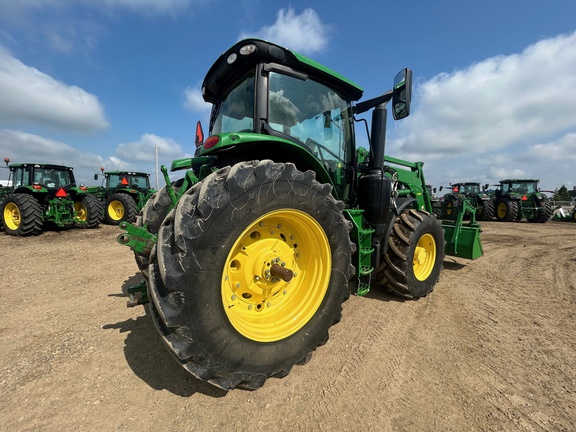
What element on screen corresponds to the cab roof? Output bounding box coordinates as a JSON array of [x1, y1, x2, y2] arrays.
[[202, 39, 364, 104]]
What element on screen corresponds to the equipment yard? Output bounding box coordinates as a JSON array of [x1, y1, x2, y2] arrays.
[[0, 221, 574, 431]]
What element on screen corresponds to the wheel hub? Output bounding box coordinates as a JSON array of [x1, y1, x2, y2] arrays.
[[221, 209, 331, 342]]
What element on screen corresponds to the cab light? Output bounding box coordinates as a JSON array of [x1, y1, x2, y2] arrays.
[[239, 44, 257, 55], [203, 136, 220, 149], [227, 53, 237, 64], [56, 188, 68, 197]]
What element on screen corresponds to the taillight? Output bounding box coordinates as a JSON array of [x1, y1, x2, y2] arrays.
[[203, 136, 220, 149], [32, 184, 42, 190]]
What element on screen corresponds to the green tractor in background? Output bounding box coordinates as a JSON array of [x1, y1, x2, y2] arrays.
[[0, 159, 103, 236], [493, 178, 554, 222], [435, 182, 494, 221], [90, 169, 155, 225], [117, 39, 483, 391]]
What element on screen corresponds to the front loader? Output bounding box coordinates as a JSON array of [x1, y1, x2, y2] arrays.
[[117, 39, 483, 390]]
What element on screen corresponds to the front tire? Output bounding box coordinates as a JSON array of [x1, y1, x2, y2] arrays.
[[148, 160, 353, 390], [376, 210, 445, 298]]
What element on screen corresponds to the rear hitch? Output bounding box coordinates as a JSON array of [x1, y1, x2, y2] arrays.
[[117, 221, 157, 257]]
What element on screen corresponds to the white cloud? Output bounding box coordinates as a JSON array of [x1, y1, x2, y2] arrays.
[[239, 8, 330, 55], [116, 133, 192, 163], [395, 31, 576, 156], [183, 86, 211, 113], [0, 46, 109, 131], [0, 129, 104, 185], [387, 31, 576, 191]]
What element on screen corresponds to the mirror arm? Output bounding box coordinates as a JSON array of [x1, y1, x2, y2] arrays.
[[353, 90, 393, 115]]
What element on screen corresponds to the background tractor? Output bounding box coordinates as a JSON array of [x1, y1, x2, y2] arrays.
[[435, 182, 493, 221], [492, 179, 553, 223], [91, 170, 155, 225], [117, 39, 483, 391], [0, 160, 103, 236]]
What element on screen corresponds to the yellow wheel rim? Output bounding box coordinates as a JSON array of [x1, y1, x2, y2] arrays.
[[221, 209, 331, 343], [4, 202, 21, 231], [108, 200, 124, 221], [497, 202, 507, 218], [74, 202, 88, 222], [413, 233, 436, 281]]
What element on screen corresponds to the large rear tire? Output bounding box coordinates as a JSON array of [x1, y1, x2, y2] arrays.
[[495, 198, 518, 222], [375, 210, 445, 298], [133, 184, 178, 278], [1, 193, 43, 236], [106, 193, 137, 224], [148, 160, 353, 390], [528, 197, 553, 223], [74, 194, 103, 228], [479, 199, 495, 221]]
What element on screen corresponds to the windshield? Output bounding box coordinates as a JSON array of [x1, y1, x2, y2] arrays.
[[33, 167, 73, 188], [268, 71, 353, 165], [108, 174, 149, 189], [502, 182, 537, 194], [210, 72, 255, 134], [459, 184, 480, 194]]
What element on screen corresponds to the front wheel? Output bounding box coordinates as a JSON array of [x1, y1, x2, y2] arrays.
[[148, 160, 353, 390], [375, 210, 445, 298]]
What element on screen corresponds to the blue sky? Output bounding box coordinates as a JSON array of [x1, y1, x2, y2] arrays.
[[0, 0, 575, 193]]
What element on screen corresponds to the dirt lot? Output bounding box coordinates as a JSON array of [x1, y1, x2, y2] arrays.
[[1, 220, 575, 431]]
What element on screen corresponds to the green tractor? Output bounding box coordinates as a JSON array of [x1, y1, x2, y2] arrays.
[[435, 182, 493, 221], [0, 160, 103, 236], [117, 39, 483, 390], [91, 170, 155, 225], [493, 179, 554, 222]]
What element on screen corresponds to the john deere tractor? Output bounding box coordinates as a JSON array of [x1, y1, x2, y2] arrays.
[[91, 170, 155, 225], [117, 39, 483, 390], [435, 182, 493, 221], [493, 179, 553, 222], [0, 160, 103, 236]]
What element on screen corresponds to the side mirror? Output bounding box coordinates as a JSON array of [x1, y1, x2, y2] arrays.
[[439, 186, 443, 191], [94, 174, 98, 181], [392, 68, 412, 120]]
